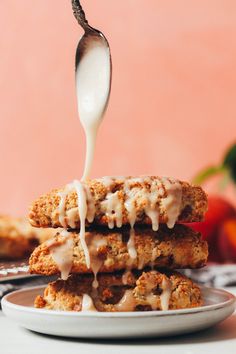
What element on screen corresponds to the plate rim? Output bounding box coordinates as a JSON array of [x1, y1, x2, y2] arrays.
[[2, 285, 236, 318]]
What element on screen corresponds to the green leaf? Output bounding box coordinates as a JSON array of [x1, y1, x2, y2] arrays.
[[219, 170, 231, 191], [223, 143, 236, 183], [192, 165, 226, 185]]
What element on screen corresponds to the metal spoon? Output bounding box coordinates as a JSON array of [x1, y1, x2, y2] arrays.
[[71, 0, 112, 180], [71, 0, 112, 97]]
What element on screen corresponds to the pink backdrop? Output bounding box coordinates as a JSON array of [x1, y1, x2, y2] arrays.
[[0, 0, 235, 215]]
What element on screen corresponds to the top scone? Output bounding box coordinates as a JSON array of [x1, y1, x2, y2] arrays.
[[29, 176, 207, 229]]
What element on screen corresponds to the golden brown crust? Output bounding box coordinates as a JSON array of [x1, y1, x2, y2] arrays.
[[0, 215, 54, 259], [29, 225, 208, 275], [28, 177, 208, 229], [34, 270, 203, 311]]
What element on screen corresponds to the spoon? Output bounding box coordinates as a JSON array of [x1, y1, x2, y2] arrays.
[[71, 0, 112, 181]]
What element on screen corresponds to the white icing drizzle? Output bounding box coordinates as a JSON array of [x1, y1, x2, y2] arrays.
[[84, 184, 96, 223], [57, 176, 182, 232], [58, 190, 68, 228], [161, 177, 182, 228], [87, 234, 107, 288], [50, 231, 74, 281], [66, 208, 78, 228], [97, 176, 115, 188], [143, 270, 159, 310], [114, 290, 136, 312], [160, 277, 172, 311], [127, 228, 137, 260], [124, 180, 138, 261], [72, 180, 90, 269], [102, 191, 123, 229], [122, 270, 132, 285], [57, 183, 74, 228], [57, 180, 96, 270], [81, 294, 97, 312], [146, 293, 159, 311]]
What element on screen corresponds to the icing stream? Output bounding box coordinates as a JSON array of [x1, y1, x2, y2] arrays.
[[72, 180, 90, 268]]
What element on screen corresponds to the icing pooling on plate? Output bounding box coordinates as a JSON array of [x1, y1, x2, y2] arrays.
[[81, 294, 97, 312], [115, 290, 136, 312]]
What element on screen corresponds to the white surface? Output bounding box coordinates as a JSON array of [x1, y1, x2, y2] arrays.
[[1, 285, 235, 341], [1, 308, 236, 354]]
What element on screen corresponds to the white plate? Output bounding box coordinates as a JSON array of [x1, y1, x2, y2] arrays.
[[1, 285, 235, 338]]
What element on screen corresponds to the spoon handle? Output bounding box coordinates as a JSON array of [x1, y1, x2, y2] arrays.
[[71, 0, 89, 31]]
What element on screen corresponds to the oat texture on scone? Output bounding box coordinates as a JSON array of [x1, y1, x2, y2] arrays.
[[34, 270, 203, 311], [29, 224, 208, 275], [29, 176, 208, 229]]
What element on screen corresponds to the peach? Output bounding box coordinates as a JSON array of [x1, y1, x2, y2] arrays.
[[188, 195, 236, 262], [218, 219, 236, 262]]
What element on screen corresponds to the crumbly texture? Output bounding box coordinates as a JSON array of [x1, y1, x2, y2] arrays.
[[0, 215, 55, 259], [29, 176, 208, 229], [29, 224, 208, 275], [34, 270, 203, 312]]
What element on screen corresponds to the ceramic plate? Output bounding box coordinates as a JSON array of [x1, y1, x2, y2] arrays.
[[1, 285, 235, 338]]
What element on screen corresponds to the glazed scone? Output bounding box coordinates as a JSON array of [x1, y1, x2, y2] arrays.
[[0, 215, 55, 259], [29, 176, 208, 229], [35, 270, 203, 312], [29, 225, 208, 276]]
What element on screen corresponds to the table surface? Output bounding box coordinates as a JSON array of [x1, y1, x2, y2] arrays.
[[1, 287, 236, 354]]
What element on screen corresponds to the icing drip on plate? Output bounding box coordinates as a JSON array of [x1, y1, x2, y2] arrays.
[[81, 294, 97, 312], [114, 290, 136, 312]]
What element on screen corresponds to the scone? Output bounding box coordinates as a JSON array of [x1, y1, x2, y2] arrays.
[[29, 176, 207, 229], [29, 224, 208, 276], [29, 175, 208, 312], [35, 270, 203, 312], [0, 215, 54, 259]]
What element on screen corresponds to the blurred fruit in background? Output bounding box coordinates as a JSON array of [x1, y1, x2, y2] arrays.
[[189, 196, 236, 262], [189, 142, 236, 263], [219, 219, 236, 262]]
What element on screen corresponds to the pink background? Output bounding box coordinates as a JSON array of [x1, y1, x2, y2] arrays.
[[0, 0, 235, 215]]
